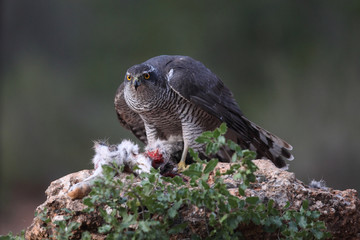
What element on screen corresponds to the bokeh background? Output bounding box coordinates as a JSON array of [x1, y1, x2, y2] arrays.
[[1, 0, 359, 234]]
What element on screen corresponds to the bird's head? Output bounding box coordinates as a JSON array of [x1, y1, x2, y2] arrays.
[[124, 63, 162, 92]]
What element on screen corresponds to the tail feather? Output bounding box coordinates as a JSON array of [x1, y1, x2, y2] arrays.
[[228, 116, 294, 168]]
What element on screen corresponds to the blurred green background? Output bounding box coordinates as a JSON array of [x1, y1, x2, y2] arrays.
[[1, 0, 359, 234]]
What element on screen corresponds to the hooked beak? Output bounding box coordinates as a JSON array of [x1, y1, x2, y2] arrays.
[[133, 78, 141, 90]]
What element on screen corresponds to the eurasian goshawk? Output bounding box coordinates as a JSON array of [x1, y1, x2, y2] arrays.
[[114, 55, 293, 170]]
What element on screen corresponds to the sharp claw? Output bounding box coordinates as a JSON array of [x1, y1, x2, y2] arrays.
[[178, 142, 189, 172], [177, 161, 188, 172]]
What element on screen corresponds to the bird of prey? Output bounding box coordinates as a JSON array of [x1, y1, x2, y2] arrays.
[[114, 55, 293, 170]]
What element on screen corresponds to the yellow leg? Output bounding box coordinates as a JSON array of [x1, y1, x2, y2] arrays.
[[177, 142, 189, 172]]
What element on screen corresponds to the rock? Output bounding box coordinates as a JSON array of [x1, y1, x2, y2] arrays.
[[25, 170, 101, 240], [25, 160, 360, 239], [214, 160, 360, 238]]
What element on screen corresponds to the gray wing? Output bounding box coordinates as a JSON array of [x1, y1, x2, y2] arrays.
[[114, 83, 147, 144], [163, 56, 293, 167], [164, 56, 244, 125]]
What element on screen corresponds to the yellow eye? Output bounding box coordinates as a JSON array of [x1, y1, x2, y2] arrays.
[[127, 75, 132, 81], [144, 73, 150, 79]]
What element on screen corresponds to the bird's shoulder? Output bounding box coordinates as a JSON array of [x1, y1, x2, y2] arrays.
[[158, 55, 243, 118]]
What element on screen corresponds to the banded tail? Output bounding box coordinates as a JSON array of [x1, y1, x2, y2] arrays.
[[227, 116, 293, 168]]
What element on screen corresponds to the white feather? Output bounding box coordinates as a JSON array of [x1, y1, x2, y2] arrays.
[[166, 69, 174, 82], [144, 64, 156, 74]]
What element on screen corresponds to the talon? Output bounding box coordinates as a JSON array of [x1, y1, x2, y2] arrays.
[[177, 142, 190, 172], [177, 160, 188, 172]]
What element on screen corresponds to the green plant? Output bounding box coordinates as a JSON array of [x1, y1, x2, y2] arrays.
[[11, 123, 330, 239], [83, 162, 188, 239], [281, 200, 329, 239], [50, 208, 81, 240], [0, 231, 25, 240], [80, 123, 331, 239], [25, 207, 80, 240]]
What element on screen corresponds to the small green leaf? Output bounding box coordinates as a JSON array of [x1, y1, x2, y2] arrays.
[[188, 148, 200, 161], [203, 159, 218, 174], [213, 129, 220, 138], [148, 173, 156, 184], [246, 196, 259, 205], [311, 229, 324, 239], [219, 123, 228, 134], [138, 221, 151, 232], [267, 199, 274, 210], [238, 187, 245, 196], [205, 142, 214, 155], [287, 221, 298, 232], [168, 200, 183, 218], [217, 136, 226, 145], [62, 208, 72, 214], [182, 169, 202, 178], [227, 139, 237, 150], [0, 235, 12, 240], [233, 172, 242, 180], [270, 216, 283, 227], [228, 195, 239, 209], [196, 136, 210, 143], [242, 149, 256, 160], [67, 222, 81, 231], [168, 223, 187, 234], [83, 197, 94, 207], [302, 200, 309, 210], [171, 175, 185, 186], [231, 153, 238, 162], [81, 231, 92, 240], [297, 215, 307, 229], [220, 214, 228, 224], [202, 131, 214, 138]]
